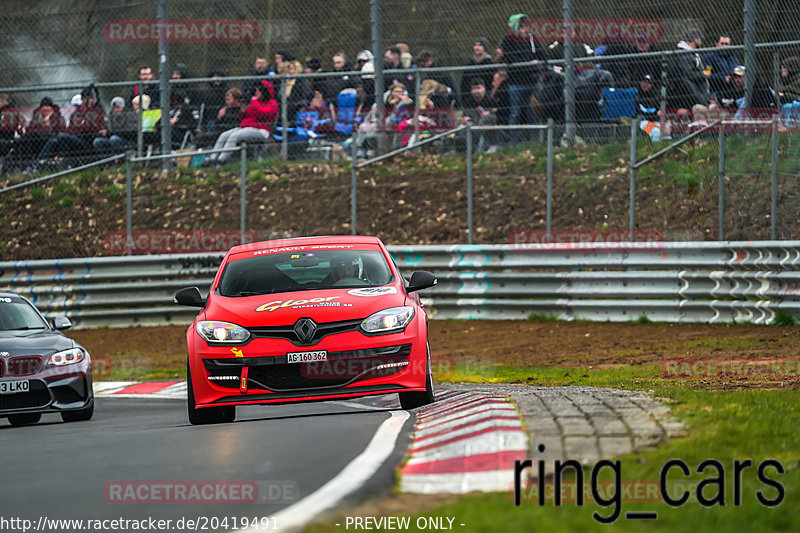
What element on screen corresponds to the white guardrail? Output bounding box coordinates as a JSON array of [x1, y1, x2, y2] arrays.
[[2, 242, 800, 328]]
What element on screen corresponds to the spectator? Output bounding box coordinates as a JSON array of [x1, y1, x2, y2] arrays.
[[383, 82, 413, 134], [131, 94, 150, 112], [415, 50, 455, 92], [166, 90, 196, 146], [661, 74, 713, 129], [636, 74, 661, 122], [12, 97, 65, 169], [324, 52, 360, 102], [574, 59, 614, 121], [298, 91, 335, 135], [532, 69, 565, 124], [93, 96, 137, 155], [304, 58, 326, 98], [461, 77, 500, 151], [598, 39, 635, 88], [0, 93, 22, 155], [718, 65, 776, 118], [203, 80, 278, 165], [128, 65, 160, 109], [702, 35, 741, 97], [171, 63, 195, 104], [460, 37, 495, 104], [356, 50, 376, 107], [275, 50, 293, 69], [499, 13, 549, 142], [627, 34, 663, 89], [195, 88, 245, 147], [278, 60, 312, 123], [242, 56, 275, 101], [28, 86, 107, 173], [673, 29, 710, 96], [383, 46, 403, 87], [490, 69, 511, 125], [395, 43, 413, 69], [779, 56, 800, 103], [196, 67, 229, 131]]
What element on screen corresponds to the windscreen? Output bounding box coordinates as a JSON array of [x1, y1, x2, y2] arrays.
[[0, 296, 48, 331], [219, 249, 393, 297]]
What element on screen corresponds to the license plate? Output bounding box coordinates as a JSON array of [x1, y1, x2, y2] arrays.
[[287, 351, 327, 364], [0, 380, 29, 395]]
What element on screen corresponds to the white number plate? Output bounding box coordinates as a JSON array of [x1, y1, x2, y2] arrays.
[[0, 380, 29, 395], [287, 351, 328, 364]]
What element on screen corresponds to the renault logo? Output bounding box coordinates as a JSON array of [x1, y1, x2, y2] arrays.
[[293, 318, 318, 344]]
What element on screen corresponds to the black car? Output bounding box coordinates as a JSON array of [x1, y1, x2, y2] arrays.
[[0, 292, 93, 426]]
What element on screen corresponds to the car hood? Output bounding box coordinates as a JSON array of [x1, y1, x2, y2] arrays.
[[0, 329, 75, 356], [205, 286, 408, 326]]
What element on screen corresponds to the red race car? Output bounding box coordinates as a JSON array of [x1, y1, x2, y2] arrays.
[[175, 235, 438, 425]]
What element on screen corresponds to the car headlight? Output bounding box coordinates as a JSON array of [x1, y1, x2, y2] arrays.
[[196, 321, 251, 344], [49, 347, 86, 366], [361, 306, 415, 334]]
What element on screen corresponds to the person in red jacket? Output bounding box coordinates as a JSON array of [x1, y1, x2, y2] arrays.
[[205, 80, 278, 165]]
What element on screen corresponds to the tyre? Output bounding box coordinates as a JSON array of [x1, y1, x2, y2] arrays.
[[399, 345, 435, 410], [61, 401, 94, 422], [8, 413, 42, 426], [187, 360, 235, 425]]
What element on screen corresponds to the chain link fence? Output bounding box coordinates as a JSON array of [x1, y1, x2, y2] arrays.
[[3, 1, 800, 257]]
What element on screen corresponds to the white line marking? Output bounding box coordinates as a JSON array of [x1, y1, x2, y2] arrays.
[[243, 410, 410, 533]]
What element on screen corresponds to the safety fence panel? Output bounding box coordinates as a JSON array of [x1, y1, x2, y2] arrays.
[[2, 241, 800, 328]]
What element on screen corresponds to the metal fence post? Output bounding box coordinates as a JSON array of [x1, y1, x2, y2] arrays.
[[351, 131, 358, 235], [466, 125, 474, 244], [125, 154, 132, 255], [157, 0, 171, 169], [629, 117, 637, 239], [562, 0, 575, 147], [241, 143, 247, 243], [743, 0, 757, 110], [772, 114, 779, 240], [718, 122, 726, 241], [546, 119, 554, 235], [136, 82, 143, 158], [280, 79, 288, 161]]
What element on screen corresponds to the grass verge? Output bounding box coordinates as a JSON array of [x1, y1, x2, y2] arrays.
[[306, 363, 800, 533]]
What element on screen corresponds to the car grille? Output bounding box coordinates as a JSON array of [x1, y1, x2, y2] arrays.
[[247, 318, 364, 346], [0, 380, 51, 410], [5, 356, 43, 377], [204, 344, 412, 392]]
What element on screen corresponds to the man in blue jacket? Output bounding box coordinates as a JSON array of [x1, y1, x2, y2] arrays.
[[702, 35, 741, 98]]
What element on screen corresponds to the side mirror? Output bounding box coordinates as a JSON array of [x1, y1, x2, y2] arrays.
[[174, 286, 206, 307], [406, 271, 437, 293], [52, 316, 72, 330]]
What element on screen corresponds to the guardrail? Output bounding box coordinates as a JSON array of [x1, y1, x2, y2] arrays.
[[2, 241, 800, 328]]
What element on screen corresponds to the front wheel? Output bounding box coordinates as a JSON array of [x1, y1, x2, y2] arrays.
[[399, 346, 435, 410], [8, 413, 42, 426], [61, 401, 94, 422], [187, 360, 235, 425]]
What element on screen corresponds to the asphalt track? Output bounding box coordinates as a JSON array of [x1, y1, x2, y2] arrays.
[[1, 398, 413, 530]]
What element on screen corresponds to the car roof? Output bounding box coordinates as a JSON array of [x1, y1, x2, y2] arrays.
[[228, 235, 385, 256], [0, 291, 23, 298]]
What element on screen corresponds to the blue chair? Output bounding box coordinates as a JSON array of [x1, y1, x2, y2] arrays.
[[780, 101, 800, 128], [601, 87, 638, 120]]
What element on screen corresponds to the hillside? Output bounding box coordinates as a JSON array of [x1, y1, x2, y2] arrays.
[[1, 136, 798, 260]]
